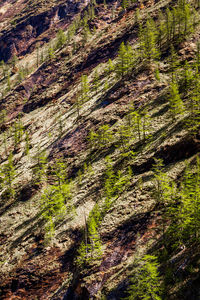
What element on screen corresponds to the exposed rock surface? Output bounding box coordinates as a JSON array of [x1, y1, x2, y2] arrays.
[[0, 0, 200, 299]]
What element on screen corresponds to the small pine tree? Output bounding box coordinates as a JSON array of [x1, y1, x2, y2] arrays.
[[118, 123, 132, 151], [76, 240, 89, 266], [48, 43, 54, 60], [178, 157, 200, 242], [56, 29, 66, 49], [183, 3, 192, 35], [88, 216, 102, 259], [41, 186, 65, 238], [182, 61, 193, 91], [127, 255, 162, 300], [141, 19, 160, 64], [168, 81, 184, 120], [121, 0, 128, 10], [169, 45, 179, 82], [116, 42, 129, 78], [97, 124, 113, 148], [154, 67, 160, 81], [76, 208, 102, 266], [80, 75, 90, 104], [166, 8, 172, 43], [32, 149, 48, 186], [129, 108, 151, 142], [53, 157, 68, 188], [41, 181, 74, 240], [82, 16, 91, 44], [13, 115, 24, 151], [157, 10, 165, 50], [107, 59, 114, 74], [185, 72, 200, 136]]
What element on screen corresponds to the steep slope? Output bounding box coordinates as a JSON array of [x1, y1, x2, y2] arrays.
[[0, 0, 200, 299]]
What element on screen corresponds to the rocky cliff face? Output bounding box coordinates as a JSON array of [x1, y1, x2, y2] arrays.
[[0, 0, 200, 299], [0, 0, 90, 62]]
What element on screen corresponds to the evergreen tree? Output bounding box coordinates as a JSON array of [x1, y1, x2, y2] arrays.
[[116, 42, 129, 78], [118, 123, 132, 151], [166, 8, 172, 43], [171, 7, 177, 41], [103, 157, 131, 211], [76, 240, 89, 266], [153, 158, 170, 205], [41, 179, 73, 240], [80, 75, 90, 104], [121, 0, 128, 10], [183, 2, 192, 35], [126, 42, 135, 68], [169, 45, 179, 82], [129, 108, 151, 142], [53, 157, 68, 188], [154, 67, 160, 81], [17, 67, 25, 83], [76, 209, 102, 266], [82, 14, 91, 44], [13, 115, 24, 151], [48, 43, 54, 60], [157, 10, 165, 50], [104, 80, 109, 92], [56, 29, 66, 49], [152, 158, 176, 248], [41, 185, 66, 239], [185, 69, 200, 136], [88, 216, 102, 259], [88, 130, 98, 150], [178, 157, 200, 242], [168, 81, 184, 120], [32, 149, 48, 186], [88, 124, 113, 149], [142, 19, 159, 63], [107, 58, 114, 74], [97, 124, 113, 148], [182, 61, 193, 92], [127, 255, 162, 300]]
